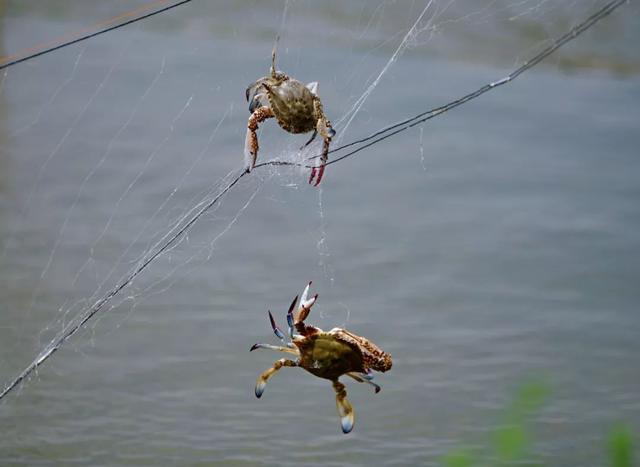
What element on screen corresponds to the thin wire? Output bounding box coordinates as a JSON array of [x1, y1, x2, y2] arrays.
[[0, 0, 628, 403], [319, 0, 629, 166], [0, 0, 193, 71]]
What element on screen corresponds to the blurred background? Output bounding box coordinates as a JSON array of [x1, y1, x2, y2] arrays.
[[0, 1, 639, 465]]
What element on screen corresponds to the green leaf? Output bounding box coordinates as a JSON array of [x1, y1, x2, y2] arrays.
[[608, 425, 634, 467], [494, 424, 527, 462], [442, 449, 473, 467]]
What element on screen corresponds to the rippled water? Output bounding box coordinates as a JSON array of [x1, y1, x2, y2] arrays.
[[1, 1, 639, 465]]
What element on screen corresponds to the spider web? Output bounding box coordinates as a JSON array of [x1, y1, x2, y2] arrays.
[[0, 0, 634, 405]]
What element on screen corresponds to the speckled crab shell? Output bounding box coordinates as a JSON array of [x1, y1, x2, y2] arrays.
[[263, 78, 317, 134], [329, 328, 393, 372], [293, 326, 392, 380]]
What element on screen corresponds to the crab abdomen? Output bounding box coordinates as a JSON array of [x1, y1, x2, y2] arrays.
[[266, 79, 316, 134], [296, 333, 365, 379]]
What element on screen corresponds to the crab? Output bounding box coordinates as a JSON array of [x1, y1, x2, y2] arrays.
[[250, 282, 392, 433], [244, 41, 336, 186]]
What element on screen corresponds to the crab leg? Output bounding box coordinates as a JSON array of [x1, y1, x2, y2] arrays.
[[300, 130, 317, 150], [268, 311, 285, 340], [245, 106, 274, 171], [361, 369, 375, 380], [270, 35, 279, 76], [309, 139, 330, 186], [332, 380, 355, 434], [249, 343, 298, 355], [255, 358, 298, 398], [269, 310, 296, 348], [347, 372, 381, 394], [267, 310, 296, 348], [309, 98, 335, 186], [286, 295, 299, 339]]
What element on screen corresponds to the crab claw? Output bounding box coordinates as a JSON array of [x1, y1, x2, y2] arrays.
[[309, 162, 326, 187], [296, 282, 317, 323], [308, 167, 317, 185], [300, 281, 312, 305], [245, 77, 268, 105], [286, 294, 298, 334], [249, 343, 260, 352], [309, 166, 325, 187], [288, 294, 299, 315], [303, 293, 318, 311], [268, 310, 285, 341], [248, 95, 261, 114], [300, 286, 318, 310]]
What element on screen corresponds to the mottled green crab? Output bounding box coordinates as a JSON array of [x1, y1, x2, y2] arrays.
[[244, 42, 336, 186], [250, 282, 392, 433]]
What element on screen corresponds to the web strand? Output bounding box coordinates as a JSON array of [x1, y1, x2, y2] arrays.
[[0, 0, 628, 403]]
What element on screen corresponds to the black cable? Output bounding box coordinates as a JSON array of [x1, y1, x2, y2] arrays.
[[0, 0, 193, 71]]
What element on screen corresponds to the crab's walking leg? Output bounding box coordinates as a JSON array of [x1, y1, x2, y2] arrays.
[[347, 372, 381, 394], [309, 98, 335, 186], [332, 380, 355, 434], [286, 295, 299, 340], [245, 106, 274, 171], [300, 130, 317, 150], [270, 35, 279, 76], [250, 343, 299, 355], [267, 310, 295, 348], [255, 358, 297, 398]]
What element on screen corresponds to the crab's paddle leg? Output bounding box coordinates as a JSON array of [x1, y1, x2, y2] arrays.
[[346, 372, 381, 394], [332, 380, 355, 434], [255, 358, 298, 398], [249, 343, 299, 355]]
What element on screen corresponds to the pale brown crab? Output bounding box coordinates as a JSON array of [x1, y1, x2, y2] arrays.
[[244, 41, 336, 186], [250, 282, 392, 433]]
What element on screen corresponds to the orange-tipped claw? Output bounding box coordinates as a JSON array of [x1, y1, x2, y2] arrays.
[[308, 167, 317, 185], [308, 165, 325, 186]]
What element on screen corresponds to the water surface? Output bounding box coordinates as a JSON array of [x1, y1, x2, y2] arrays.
[[1, 1, 639, 465]]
